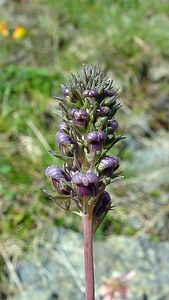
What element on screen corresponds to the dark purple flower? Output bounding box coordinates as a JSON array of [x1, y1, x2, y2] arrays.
[[71, 109, 89, 128], [83, 89, 98, 97], [96, 106, 110, 116], [98, 156, 119, 176], [56, 131, 76, 156], [104, 89, 116, 97], [45, 165, 71, 195], [86, 130, 106, 152], [107, 119, 118, 133], [72, 172, 98, 198], [93, 192, 111, 218]]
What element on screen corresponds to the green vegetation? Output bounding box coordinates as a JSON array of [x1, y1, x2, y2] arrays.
[[0, 0, 169, 247]]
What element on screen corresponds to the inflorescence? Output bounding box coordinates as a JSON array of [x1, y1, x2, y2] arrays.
[[45, 65, 123, 228]]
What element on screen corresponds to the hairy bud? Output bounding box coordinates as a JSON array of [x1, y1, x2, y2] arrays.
[[72, 172, 98, 198], [98, 156, 119, 176], [71, 108, 89, 128], [107, 119, 118, 133], [56, 131, 77, 156], [86, 130, 106, 152], [46, 166, 71, 195]]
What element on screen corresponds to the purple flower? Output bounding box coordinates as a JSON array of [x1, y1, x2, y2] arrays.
[[98, 156, 119, 176], [93, 192, 111, 218], [56, 131, 76, 156], [83, 89, 98, 97], [46, 165, 65, 180], [56, 131, 71, 144], [86, 130, 106, 152], [62, 87, 70, 96], [45, 165, 71, 195], [107, 119, 118, 133], [71, 109, 89, 128], [96, 106, 110, 116], [72, 172, 98, 198], [58, 121, 68, 132]]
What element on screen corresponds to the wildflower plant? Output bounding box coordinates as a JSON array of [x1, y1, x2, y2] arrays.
[[45, 65, 124, 300], [99, 271, 136, 300]]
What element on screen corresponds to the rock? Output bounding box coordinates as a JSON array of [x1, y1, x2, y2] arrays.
[[12, 227, 169, 300], [16, 261, 41, 284], [124, 131, 169, 181], [129, 146, 168, 173], [149, 62, 169, 82]]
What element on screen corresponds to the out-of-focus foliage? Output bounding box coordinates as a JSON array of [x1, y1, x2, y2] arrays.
[[0, 0, 169, 246]]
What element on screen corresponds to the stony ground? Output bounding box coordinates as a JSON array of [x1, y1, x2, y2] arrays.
[[11, 228, 169, 300]]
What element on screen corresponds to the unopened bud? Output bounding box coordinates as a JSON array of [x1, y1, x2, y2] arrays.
[[72, 172, 98, 198], [83, 89, 98, 97], [71, 108, 89, 128], [93, 191, 111, 218], [107, 119, 118, 133], [86, 130, 106, 152], [45, 165, 71, 195], [98, 156, 119, 176]]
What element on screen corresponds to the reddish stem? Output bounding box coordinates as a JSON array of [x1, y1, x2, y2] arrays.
[[82, 214, 95, 300]]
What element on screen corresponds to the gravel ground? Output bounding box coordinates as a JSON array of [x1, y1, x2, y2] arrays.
[[11, 227, 169, 300]]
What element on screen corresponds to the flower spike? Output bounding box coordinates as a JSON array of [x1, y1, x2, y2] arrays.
[[45, 64, 122, 220]]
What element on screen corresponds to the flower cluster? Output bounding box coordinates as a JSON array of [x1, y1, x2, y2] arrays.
[[45, 65, 123, 227], [0, 22, 26, 39]]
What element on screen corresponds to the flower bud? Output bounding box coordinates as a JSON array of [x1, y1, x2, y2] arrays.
[[95, 117, 108, 130], [93, 191, 111, 218], [104, 89, 116, 97], [107, 119, 118, 133], [58, 121, 68, 132], [96, 106, 110, 117], [62, 87, 70, 96], [56, 131, 77, 156], [102, 96, 117, 107], [72, 172, 98, 198], [45, 165, 71, 195], [98, 156, 119, 176], [71, 108, 89, 128], [86, 130, 106, 152], [83, 89, 98, 97]]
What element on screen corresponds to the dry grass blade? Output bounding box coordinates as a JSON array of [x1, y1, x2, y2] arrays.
[[134, 202, 169, 239], [27, 119, 50, 151], [0, 245, 23, 293]]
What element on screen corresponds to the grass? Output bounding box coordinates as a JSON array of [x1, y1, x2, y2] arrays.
[[0, 0, 169, 260], [0, 0, 169, 297]]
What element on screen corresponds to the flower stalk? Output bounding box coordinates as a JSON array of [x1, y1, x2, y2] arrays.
[[82, 213, 95, 300], [45, 65, 123, 300]]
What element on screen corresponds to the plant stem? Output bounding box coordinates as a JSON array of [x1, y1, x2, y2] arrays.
[[82, 213, 95, 300]]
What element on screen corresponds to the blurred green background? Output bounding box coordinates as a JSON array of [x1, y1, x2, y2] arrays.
[[0, 0, 169, 294]]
